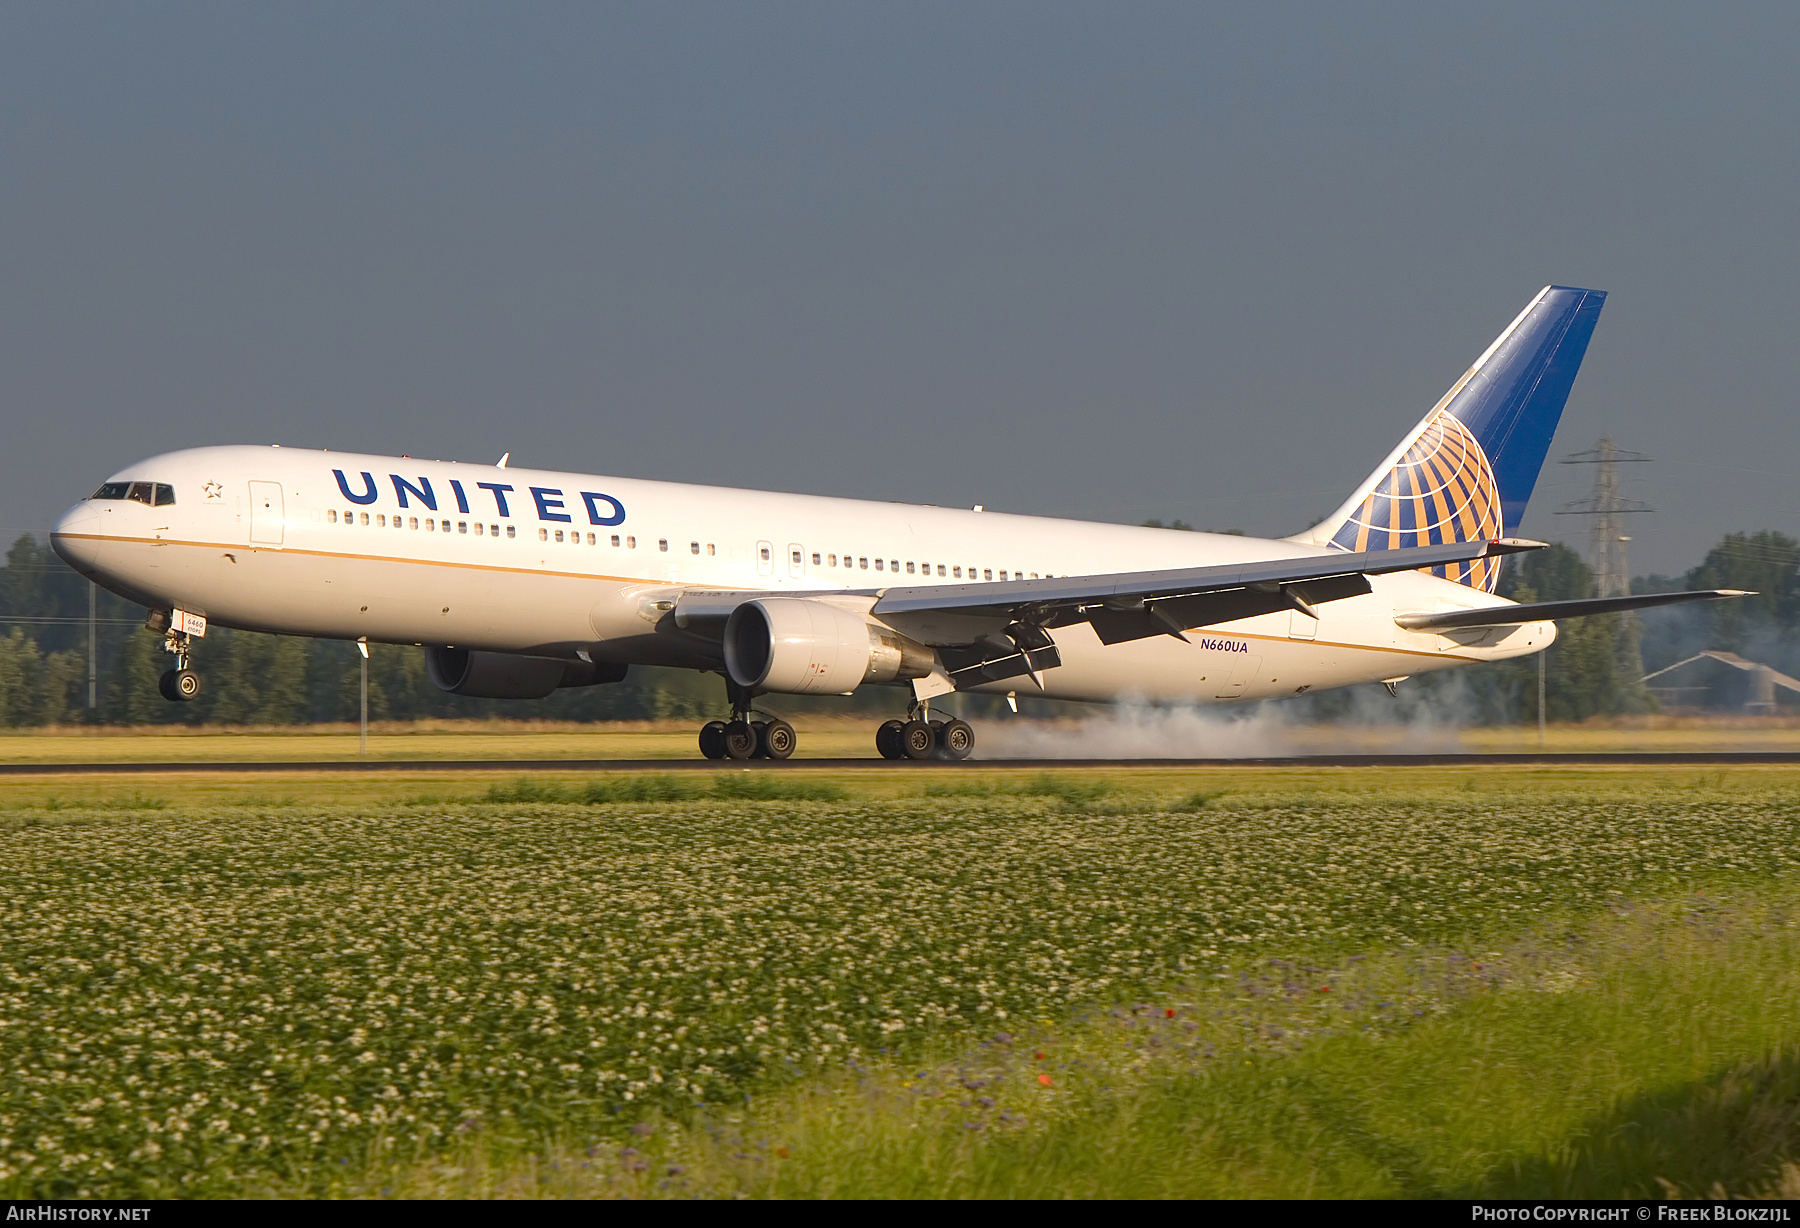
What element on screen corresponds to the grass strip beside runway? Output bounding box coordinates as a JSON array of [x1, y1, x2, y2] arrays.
[[3, 766, 1799, 1197]]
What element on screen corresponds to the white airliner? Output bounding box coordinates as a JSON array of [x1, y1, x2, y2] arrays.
[[51, 286, 1738, 759]]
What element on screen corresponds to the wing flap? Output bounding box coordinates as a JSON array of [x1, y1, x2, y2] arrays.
[[1395, 589, 1749, 631]]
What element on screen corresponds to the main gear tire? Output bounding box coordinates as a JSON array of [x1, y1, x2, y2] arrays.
[[723, 720, 758, 760], [875, 719, 905, 760], [698, 720, 729, 760], [899, 719, 936, 760], [761, 718, 797, 760], [939, 718, 975, 761]]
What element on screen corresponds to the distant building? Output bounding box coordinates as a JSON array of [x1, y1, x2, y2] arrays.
[[1642, 651, 1800, 714]]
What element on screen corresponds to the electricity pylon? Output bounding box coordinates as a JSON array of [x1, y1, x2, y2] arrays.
[[1555, 437, 1653, 598]]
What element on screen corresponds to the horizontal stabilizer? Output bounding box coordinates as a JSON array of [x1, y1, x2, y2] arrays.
[[1394, 589, 1749, 631]]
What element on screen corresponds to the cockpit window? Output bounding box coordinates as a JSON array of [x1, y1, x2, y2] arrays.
[[91, 482, 175, 506]]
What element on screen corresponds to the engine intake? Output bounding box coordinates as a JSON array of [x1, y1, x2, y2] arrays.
[[426, 647, 627, 699], [723, 598, 934, 694]]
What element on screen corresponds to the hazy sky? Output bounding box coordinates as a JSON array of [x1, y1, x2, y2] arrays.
[[5, 3, 1797, 574]]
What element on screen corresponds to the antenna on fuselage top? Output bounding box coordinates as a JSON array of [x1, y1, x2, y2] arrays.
[[496, 453, 510, 468]]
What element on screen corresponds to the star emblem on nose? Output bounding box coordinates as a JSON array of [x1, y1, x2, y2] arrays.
[[203, 482, 223, 499]]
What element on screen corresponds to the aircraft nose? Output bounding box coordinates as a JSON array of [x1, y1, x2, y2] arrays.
[[50, 503, 105, 575]]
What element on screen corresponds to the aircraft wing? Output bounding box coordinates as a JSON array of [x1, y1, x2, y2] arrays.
[[869, 539, 1540, 639], [1394, 589, 1749, 631], [674, 538, 1539, 691]]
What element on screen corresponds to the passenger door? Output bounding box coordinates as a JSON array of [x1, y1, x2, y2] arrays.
[[248, 481, 285, 547]]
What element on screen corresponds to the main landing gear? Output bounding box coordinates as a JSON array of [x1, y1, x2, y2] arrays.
[[155, 624, 203, 702], [698, 677, 796, 760], [698, 715, 796, 761], [694, 679, 975, 762], [875, 700, 974, 761]]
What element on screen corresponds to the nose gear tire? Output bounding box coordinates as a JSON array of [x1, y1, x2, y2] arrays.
[[159, 669, 202, 702]]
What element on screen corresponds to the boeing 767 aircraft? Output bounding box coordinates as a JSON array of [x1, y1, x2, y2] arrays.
[[51, 286, 1740, 759]]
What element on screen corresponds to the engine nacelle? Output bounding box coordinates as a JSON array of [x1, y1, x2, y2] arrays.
[[425, 647, 628, 699], [723, 598, 934, 694]]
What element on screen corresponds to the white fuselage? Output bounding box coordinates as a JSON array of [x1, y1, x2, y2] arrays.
[[51, 445, 1553, 704]]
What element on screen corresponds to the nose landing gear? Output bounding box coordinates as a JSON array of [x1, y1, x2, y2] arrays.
[[155, 622, 203, 702]]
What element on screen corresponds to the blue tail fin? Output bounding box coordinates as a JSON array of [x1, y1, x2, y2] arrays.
[[1304, 285, 1607, 591]]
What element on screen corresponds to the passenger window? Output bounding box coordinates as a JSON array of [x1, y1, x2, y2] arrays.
[[792, 550, 802, 564], [473, 522, 482, 536], [506, 525, 515, 538], [538, 528, 547, 541], [376, 514, 386, 527], [859, 557, 868, 569], [328, 510, 338, 523], [691, 541, 700, 555], [491, 525, 500, 537], [999, 570, 1007, 581], [706, 544, 715, 556], [952, 566, 961, 578], [555, 529, 564, 542], [154, 484, 176, 506], [984, 569, 992, 580], [455, 521, 464, 534], [659, 539, 669, 552], [760, 546, 771, 561], [438, 520, 448, 532], [874, 559, 883, 571], [611, 534, 621, 547], [410, 517, 419, 530], [587, 533, 595, 545], [812, 552, 821, 565], [828, 554, 836, 567], [627, 536, 636, 549], [938, 565, 946, 577], [360, 513, 370, 526]]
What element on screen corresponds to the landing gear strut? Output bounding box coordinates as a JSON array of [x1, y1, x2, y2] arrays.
[[876, 700, 973, 761], [156, 626, 202, 702], [698, 676, 796, 761]]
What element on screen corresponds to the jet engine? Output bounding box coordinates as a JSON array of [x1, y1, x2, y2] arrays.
[[723, 598, 934, 694], [425, 647, 628, 699]]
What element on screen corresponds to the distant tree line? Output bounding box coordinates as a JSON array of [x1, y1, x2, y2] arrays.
[[0, 529, 1795, 727]]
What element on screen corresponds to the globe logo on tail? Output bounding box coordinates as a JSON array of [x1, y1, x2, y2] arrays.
[[1328, 411, 1504, 592]]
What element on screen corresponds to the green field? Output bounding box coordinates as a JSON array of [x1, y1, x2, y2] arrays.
[[0, 714, 1796, 765], [4, 765, 1800, 1197]]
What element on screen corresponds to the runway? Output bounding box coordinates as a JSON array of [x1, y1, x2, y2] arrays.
[[2, 752, 1799, 774]]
